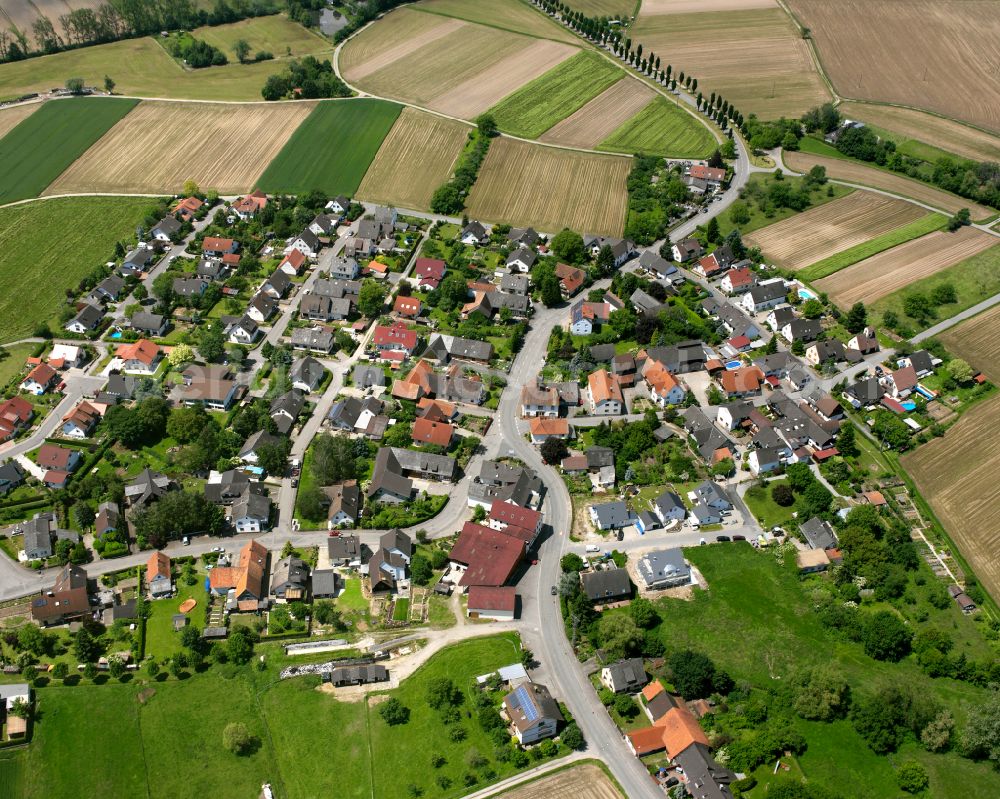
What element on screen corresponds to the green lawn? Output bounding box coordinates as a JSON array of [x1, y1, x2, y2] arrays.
[[391, 598, 410, 621], [193, 14, 330, 61], [743, 481, 799, 529], [719, 173, 854, 240], [798, 212, 948, 282], [0, 36, 327, 102], [144, 569, 208, 659], [635, 544, 1000, 799], [0, 97, 137, 202], [488, 51, 622, 139], [869, 241, 1000, 333], [0, 196, 159, 343], [599, 96, 715, 159], [0, 343, 34, 387], [257, 98, 402, 196]]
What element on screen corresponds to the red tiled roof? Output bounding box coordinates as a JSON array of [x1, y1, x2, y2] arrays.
[[489, 500, 541, 533], [280, 249, 306, 272], [467, 585, 516, 613], [450, 522, 524, 587], [414, 258, 446, 280], [529, 418, 569, 437], [373, 322, 417, 351], [23, 362, 57, 386], [588, 369, 622, 405], [554, 262, 585, 294], [411, 417, 453, 447], [116, 339, 160, 366], [690, 165, 726, 182], [147, 551, 170, 581], [203, 236, 235, 252], [393, 296, 422, 317], [37, 444, 75, 469]]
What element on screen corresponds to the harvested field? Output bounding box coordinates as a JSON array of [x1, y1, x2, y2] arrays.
[[465, 137, 630, 235], [783, 151, 994, 219], [564, 0, 636, 16], [633, 8, 829, 119], [788, 0, 1000, 134], [0, 101, 38, 139], [599, 95, 717, 158], [541, 78, 655, 149], [415, 0, 578, 43], [815, 227, 997, 307], [346, 23, 536, 117], [340, 10, 466, 81], [903, 395, 1000, 603], [745, 191, 924, 271], [496, 763, 623, 799], [489, 50, 622, 139], [431, 38, 576, 119], [46, 100, 314, 195], [838, 102, 1000, 164], [357, 108, 469, 209], [0, 0, 104, 39], [940, 305, 1000, 382], [642, 0, 776, 11]]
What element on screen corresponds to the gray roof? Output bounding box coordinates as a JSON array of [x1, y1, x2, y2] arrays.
[[232, 487, 271, 523], [590, 501, 632, 529], [130, 311, 166, 333], [291, 356, 325, 390], [605, 657, 646, 689], [426, 334, 493, 363], [800, 517, 837, 550], [908, 350, 934, 374], [326, 482, 360, 522], [271, 556, 309, 594], [748, 282, 787, 304], [653, 490, 685, 517], [327, 534, 363, 561], [153, 215, 181, 236], [389, 447, 456, 480], [352, 364, 385, 388], [500, 272, 530, 295], [367, 448, 413, 500], [783, 319, 823, 341], [312, 569, 338, 597], [239, 429, 282, 459], [637, 548, 690, 586], [580, 568, 631, 601], [585, 446, 615, 470], [672, 742, 736, 799], [694, 481, 731, 509], [291, 328, 334, 352], [639, 249, 677, 276]]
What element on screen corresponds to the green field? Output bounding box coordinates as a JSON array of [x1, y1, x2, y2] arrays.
[[413, 0, 578, 43], [870, 241, 1000, 333], [257, 99, 402, 196], [0, 196, 157, 343], [799, 212, 949, 282], [599, 96, 715, 158], [144, 570, 207, 659], [193, 14, 330, 61], [717, 173, 854, 240], [742, 481, 797, 530], [488, 51, 622, 139], [2, 634, 536, 799], [0, 36, 314, 102], [0, 97, 137, 202], [633, 544, 1000, 799], [0, 343, 34, 387]]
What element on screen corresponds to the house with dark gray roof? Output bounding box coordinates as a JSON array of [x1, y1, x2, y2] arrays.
[[800, 517, 837, 550], [291, 327, 334, 354], [425, 334, 493, 364], [637, 548, 691, 589], [601, 657, 647, 693], [589, 501, 633, 530], [580, 568, 632, 603]]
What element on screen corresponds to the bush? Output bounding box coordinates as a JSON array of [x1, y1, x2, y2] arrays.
[[896, 761, 929, 793], [378, 698, 410, 726], [222, 722, 257, 755], [771, 483, 794, 507]]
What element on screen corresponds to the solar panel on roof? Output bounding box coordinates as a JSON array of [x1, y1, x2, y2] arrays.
[[514, 685, 538, 722]]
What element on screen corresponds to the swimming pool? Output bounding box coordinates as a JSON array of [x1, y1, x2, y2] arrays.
[[915, 385, 936, 400], [109, 331, 122, 339], [798, 287, 818, 301], [901, 401, 917, 411], [725, 360, 742, 370]]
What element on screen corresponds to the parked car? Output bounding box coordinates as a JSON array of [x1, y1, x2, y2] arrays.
[[715, 535, 731, 542], [585, 544, 601, 553], [550, 586, 557, 596], [733, 535, 746, 541]]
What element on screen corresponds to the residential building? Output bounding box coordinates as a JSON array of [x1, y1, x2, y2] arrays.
[[373, 321, 418, 355], [800, 517, 838, 550], [0, 397, 33, 442], [31, 563, 90, 625], [60, 400, 101, 438], [0, 461, 26, 495], [151, 215, 181, 241], [291, 327, 334, 354], [270, 556, 309, 601], [179, 364, 239, 410], [638, 549, 691, 589], [231, 487, 272, 533], [652, 491, 687, 525], [503, 683, 563, 744], [589, 501, 633, 530], [425, 334, 493, 364], [520, 382, 560, 417], [449, 522, 524, 588], [21, 362, 57, 395], [554, 262, 585, 297], [528, 417, 570, 444], [326, 482, 361, 528], [672, 238, 704, 263], [741, 282, 787, 313], [580, 568, 631, 603], [36, 444, 81, 488], [125, 468, 173, 509], [116, 339, 161, 374], [146, 551, 172, 598], [588, 369, 624, 415], [208, 539, 268, 610], [232, 190, 267, 220], [601, 658, 647, 694], [366, 529, 412, 592], [130, 311, 168, 337], [270, 389, 304, 435], [327, 533, 364, 566]]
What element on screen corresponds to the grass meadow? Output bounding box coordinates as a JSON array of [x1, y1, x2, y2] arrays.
[[489, 51, 622, 139], [257, 99, 401, 196], [599, 96, 716, 158], [0, 196, 157, 343], [0, 633, 535, 799], [0, 97, 137, 202]]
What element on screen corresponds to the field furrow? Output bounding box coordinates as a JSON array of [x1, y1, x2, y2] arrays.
[[816, 227, 996, 307], [540, 78, 654, 149], [45, 100, 315, 195], [465, 137, 630, 235], [940, 304, 1000, 383], [745, 191, 923, 270], [341, 14, 466, 81], [0, 100, 39, 139], [357, 108, 469, 210]]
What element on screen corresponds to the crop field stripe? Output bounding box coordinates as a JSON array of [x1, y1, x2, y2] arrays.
[[0, 96, 137, 203], [539, 78, 655, 149], [257, 98, 402, 197], [903, 396, 1000, 604], [814, 227, 998, 308], [192, 14, 330, 61], [412, 0, 580, 43], [798, 212, 948, 281], [488, 50, 623, 139], [45, 100, 316, 196], [429, 38, 577, 119], [342, 16, 466, 81], [787, 0, 1000, 136], [356, 108, 470, 210], [642, 0, 777, 12], [744, 191, 925, 271], [0, 100, 39, 139], [464, 136, 630, 236], [940, 304, 1000, 383], [598, 95, 716, 158]]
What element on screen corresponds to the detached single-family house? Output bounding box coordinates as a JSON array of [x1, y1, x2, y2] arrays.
[[742, 282, 787, 314], [601, 658, 647, 693], [413, 258, 446, 291], [261, 269, 291, 300], [151, 215, 182, 242], [146, 551, 172, 598], [672, 238, 704, 263], [520, 382, 560, 417], [116, 339, 161, 374], [460, 221, 488, 245], [588, 369, 624, 415], [652, 490, 687, 525], [130, 311, 168, 337], [36, 444, 82, 488], [179, 364, 239, 410], [279, 248, 307, 276], [637, 548, 691, 589], [291, 328, 334, 354], [720, 267, 754, 295], [65, 303, 104, 334], [270, 556, 309, 601], [291, 356, 325, 393], [781, 319, 823, 344], [60, 401, 101, 438], [232, 190, 267, 221], [503, 683, 563, 744], [580, 568, 631, 603], [529, 417, 570, 444], [231, 487, 272, 533], [506, 246, 536, 273], [202, 237, 238, 257], [326, 482, 361, 529], [644, 362, 686, 407], [21, 362, 58, 395], [589, 500, 633, 530], [554, 262, 585, 297]]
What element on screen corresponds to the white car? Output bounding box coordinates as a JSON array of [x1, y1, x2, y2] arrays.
[[585, 544, 601, 553]]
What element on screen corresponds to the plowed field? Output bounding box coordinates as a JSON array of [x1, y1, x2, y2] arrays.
[[940, 304, 1000, 382], [541, 79, 655, 149], [497, 763, 622, 799]]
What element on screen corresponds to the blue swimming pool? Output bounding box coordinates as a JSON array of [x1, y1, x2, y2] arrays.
[[901, 401, 917, 411], [109, 331, 122, 339], [725, 360, 742, 370], [798, 287, 818, 301], [915, 385, 935, 400]]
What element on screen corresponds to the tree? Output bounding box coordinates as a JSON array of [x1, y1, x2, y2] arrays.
[[311, 434, 358, 485], [614, 693, 639, 719], [146, 659, 161, 680], [234, 38, 250, 63], [560, 553, 585, 573], [314, 600, 344, 628], [296, 484, 326, 522], [872, 411, 911, 451], [801, 298, 824, 319], [728, 201, 751, 226], [596, 244, 615, 275], [17, 623, 47, 655], [475, 113, 498, 137], [792, 667, 851, 721], [427, 677, 462, 710], [357, 279, 387, 318], [539, 271, 562, 307], [921, 709, 954, 752], [65, 77, 85, 94], [963, 692, 1000, 764], [836, 422, 859, 457], [947, 208, 971, 231], [630, 597, 659, 629], [540, 437, 568, 465], [561, 722, 585, 750], [108, 657, 126, 680], [52, 662, 69, 681], [83, 662, 98, 681], [861, 610, 912, 661], [597, 614, 643, 659], [103, 74, 115, 94], [167, 343, 194, 367], [223, 722, 257, 755], [75, 627, 99, 662], [896, 762, 928, 794], [772, 483, 795, 507], [946, 358, 973, 383], [845, 301, 867, 333], [199, 323, 226, 363], [704, 216, 721, 243], [379, 698, 410, 726], [8, 697, 30, 720], [551, 228, 586, 264], [410, 554, 433, 586], [668, 650, 717, 699]]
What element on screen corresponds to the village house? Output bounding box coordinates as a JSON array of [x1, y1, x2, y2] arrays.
[[326, 482, 361, 529], [31, 563, 90, 625], [671, 238, 704, 263], [202, 237, 238, 257], [64, 303, 104, 335], [580, 567, 631, 604], [60, 401, 101, 438], [232, 190, 267, 221], [412, 258, 447, 290], [151, 216, 181, 242], [520, 382, 560, 417], [365, 529, 412, 593], [291, 328, 334, 354], [720, 266, 754, 295], [261, 269, 291, 300], [278, 248, 307, 276], [116, 339, 161, 374], [270, 556, 309, 601], [460, 220, 488, 246], [529, 417, 570, 444], [146, 551, 172, 599], [373, 321, 418, 356], [209, 539, 268, 611], [0, 397, 32, 442], [503, 683, 563, 744], [20, 362, 58, 395], [569, 298, 612, 335], [36, 444, 82, 488], [781, 318, 823, 344], [601, 657, 647, 694], [588, 369, 624, 415], [554, 262, 585, 297], [741, 281, 787, 314]]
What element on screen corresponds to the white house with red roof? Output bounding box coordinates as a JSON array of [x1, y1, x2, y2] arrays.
[[21, 362, 57, 395], [688, 164, 726, 185], [232, 190, 267, 221], [278, 248, 307, 276], [488, 500, 543, 549], [0, 396, 32, 442], [373, 322, 418, 355], [720, 267, 754, 295], [412, 258, 446, 290], [116, 339, 161, 374]]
